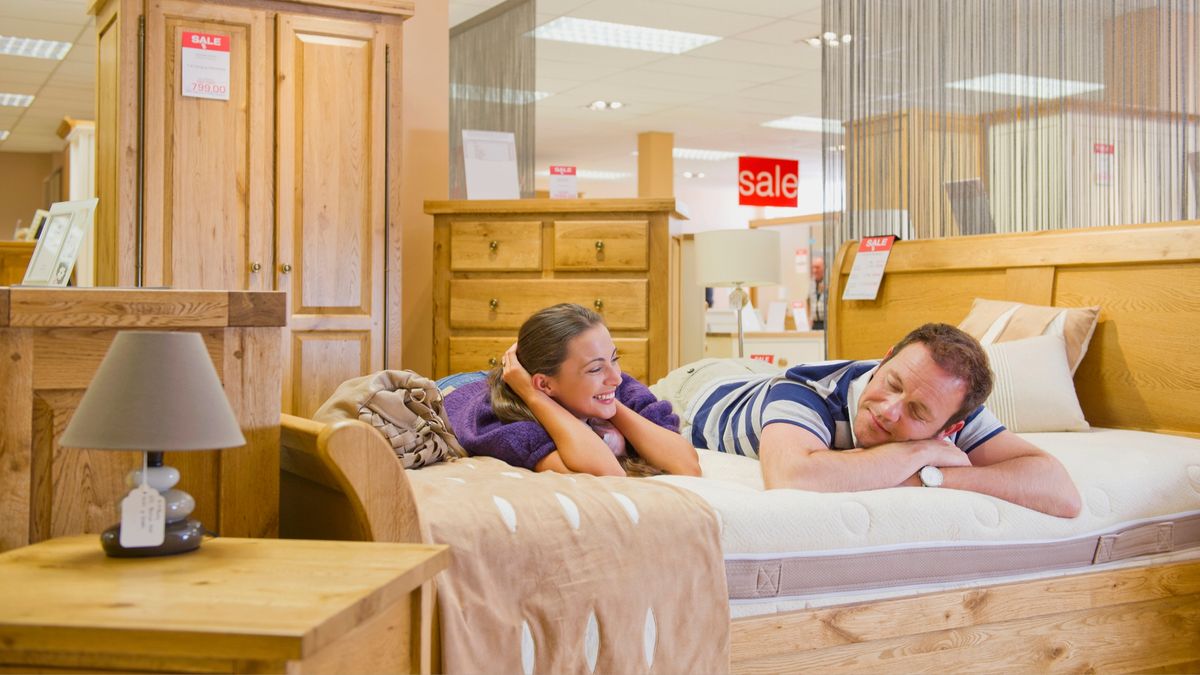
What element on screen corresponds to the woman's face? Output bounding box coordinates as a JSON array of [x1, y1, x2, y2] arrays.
[[538, 324, 622, 420]]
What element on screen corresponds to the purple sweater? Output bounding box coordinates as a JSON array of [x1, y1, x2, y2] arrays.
[[443, 374, 680, 470]]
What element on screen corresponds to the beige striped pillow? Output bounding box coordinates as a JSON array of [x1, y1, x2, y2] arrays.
[[959, 298, 1100, 374], [982, 335, 1088, 432]]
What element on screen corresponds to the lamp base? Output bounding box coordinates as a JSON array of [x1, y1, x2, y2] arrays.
[[100, 518, 205, 558]]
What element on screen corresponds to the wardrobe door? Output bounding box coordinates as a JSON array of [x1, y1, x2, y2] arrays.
[[276, 14, 387, 416], [142, 0, 274, 291]]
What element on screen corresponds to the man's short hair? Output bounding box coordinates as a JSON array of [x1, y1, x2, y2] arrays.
[[881, 323, 993, 430]]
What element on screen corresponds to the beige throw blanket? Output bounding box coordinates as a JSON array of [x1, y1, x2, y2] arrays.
[[407, 457, 730, 675]]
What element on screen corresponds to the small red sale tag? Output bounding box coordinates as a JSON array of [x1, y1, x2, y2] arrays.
[[749, 353, 775, 364]]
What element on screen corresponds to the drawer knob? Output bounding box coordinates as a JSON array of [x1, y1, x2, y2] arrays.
[[595, 240, 605, 251], [250, 262, 262, 272], [488, 357, 498, 367], [489, 240, 499, 252], [489, 298, 499, 310], [280, 263, 292, 274], [593, 299, 604, 311]]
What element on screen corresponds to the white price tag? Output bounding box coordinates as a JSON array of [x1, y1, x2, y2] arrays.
[[841, 236, 896, 301], [549, 165, 577, 199], [120, 483, 166, 548], [181, 32, 231, 101]]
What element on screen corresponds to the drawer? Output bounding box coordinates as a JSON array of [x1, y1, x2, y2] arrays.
[[449, 337, 649, 383], [553, 220, 648, 271], [449, 280, 648, 330], [450, 221, 542, 271]]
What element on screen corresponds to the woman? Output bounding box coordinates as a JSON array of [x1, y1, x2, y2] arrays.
[[443, 303, 701, 477]]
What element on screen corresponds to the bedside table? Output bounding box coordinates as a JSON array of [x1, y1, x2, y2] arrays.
[[0, 536, 450, 674]]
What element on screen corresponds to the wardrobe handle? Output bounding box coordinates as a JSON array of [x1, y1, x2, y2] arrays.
[[489, 298, 499, 310], [594, 299, 604, 311], [489, 240, 499, 252], [280, 264, 293, 274], [250, 262, 262, 272], [488, 357, 498, 367], [595, 240, 605, 251]]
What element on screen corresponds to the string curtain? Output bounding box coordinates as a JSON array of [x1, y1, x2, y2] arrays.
[[821, 0, 1200, 261], [449, 0, 536, 198]]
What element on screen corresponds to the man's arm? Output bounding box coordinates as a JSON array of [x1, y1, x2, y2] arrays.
[[758, 422, 970, 491], [934, 430, 1082, 518]]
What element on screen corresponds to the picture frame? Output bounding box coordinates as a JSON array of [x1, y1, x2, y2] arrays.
[[21, 198, 99, 287]]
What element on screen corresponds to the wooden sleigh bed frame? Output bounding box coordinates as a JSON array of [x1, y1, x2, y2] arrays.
[[280, 221, 1200, 674]]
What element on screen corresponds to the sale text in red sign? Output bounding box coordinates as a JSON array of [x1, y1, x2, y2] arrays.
[[738, 156, 799, 207], [181, 32, 231, 101]]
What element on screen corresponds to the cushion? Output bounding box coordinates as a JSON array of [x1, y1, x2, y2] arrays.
[[959, 298, 1100, 374], [982, 335, 1088, 432]]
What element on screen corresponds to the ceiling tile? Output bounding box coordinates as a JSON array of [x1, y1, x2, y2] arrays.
[[567, 0, 775, 38], [600, 69, 752, 96], [0, 0, 91, 26], [660, 0, 821, 19], [687, 37, 818, 68], [537, 58, 629, 83], [639, 55, 803, 83], [0, 17, 86, 41], [733, 19, 822, 45], [536, 39, 673, 68]]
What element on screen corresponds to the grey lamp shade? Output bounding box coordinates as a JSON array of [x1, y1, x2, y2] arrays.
[[694, 228, 782, 287], [60, 331, 246, 451]]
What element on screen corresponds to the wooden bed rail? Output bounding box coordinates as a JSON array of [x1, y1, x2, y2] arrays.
[[280, 413, 421, 544]]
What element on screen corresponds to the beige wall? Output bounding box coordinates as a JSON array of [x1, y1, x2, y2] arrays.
[[0, 151, 55, 239], [398, 0, 449, 375]]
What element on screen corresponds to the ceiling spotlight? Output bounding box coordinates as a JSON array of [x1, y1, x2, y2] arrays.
[[681, 171, 706, 179], [587, 100, 625, 111], [842, 34, 852, 43], [828, 39, 840, 46], [804, 37, 822, 47], [822, 31, 837, 40]]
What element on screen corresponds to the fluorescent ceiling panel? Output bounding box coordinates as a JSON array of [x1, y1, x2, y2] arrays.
[[946, 73, 1104, 99], [536, 168, 632, 180], [0, 35, 72, 60], [450, 83, 551, 104], [0, 93, 34, 107], [632, 148, 741, 161], [533, 17, 721, 54], [761, 116, 843, 133]]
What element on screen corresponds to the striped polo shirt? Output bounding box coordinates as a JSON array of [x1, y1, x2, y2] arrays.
[[686, 360, 1004, 458]]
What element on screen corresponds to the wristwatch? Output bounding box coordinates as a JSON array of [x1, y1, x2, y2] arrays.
[[919, 465, 944, 488]]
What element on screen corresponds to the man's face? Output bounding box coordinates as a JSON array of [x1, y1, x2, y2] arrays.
[[853, 343, 967, 448], [811, 258, 825, 283]]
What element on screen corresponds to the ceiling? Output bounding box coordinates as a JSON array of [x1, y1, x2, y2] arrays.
[[0, 0, 94, 153], [0, 0, 826, 193], [452, 0, 826, 192]]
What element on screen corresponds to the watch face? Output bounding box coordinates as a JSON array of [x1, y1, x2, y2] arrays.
[[920, 465, 944, 487]]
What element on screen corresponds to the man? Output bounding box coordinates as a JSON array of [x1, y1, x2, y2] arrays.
[[675, 323, 1082, 518], [808, 256, 826, 330]]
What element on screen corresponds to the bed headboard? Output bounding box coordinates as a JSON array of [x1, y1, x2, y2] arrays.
[[827, 221, 1200, 437]]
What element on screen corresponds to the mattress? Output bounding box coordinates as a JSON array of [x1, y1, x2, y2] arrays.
[[653, 428, 1200, 604]]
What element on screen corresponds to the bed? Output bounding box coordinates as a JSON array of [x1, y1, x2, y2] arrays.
[[280, 221, 1200, 674]]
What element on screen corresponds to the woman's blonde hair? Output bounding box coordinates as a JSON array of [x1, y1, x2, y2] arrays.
[[488, 303, 662, 477]]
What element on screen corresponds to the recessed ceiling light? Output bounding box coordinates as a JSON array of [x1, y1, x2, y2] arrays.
[[450, 83, 551, 104], [536, 168, 632, 180], [587, 100, 625, 111], [802, 32, 852, 47], [0, 130, 9, 141], [0, 35, 72, 60], [822, 31, 837, 40], [762, 116, 844, 134], [681, 171, 705, 179], [533, 17, 721, 54], [946, 73, 1104, 99], [804, 37, 822, 47], [0, 93, 34, 107]]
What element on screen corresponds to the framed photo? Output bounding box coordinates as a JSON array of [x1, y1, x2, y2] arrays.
[[30, 209, 50, 239], [21, 198, 98, 287]]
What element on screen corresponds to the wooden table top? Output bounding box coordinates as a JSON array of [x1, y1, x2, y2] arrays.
[[0, 536, 449, 662]]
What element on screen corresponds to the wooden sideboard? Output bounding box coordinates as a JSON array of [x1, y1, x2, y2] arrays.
[[0, 242, 34, 286], [0, 287, 285, 552], [426, 199, 682, 384]]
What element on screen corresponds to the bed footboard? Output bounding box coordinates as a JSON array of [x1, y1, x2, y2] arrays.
[[280, 413, 422, 543]]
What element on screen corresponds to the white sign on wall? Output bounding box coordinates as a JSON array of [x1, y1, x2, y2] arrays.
[[181, 31, 231, 101]]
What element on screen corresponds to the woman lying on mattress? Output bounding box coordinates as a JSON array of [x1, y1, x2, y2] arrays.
[[443, 303, 701, 477]]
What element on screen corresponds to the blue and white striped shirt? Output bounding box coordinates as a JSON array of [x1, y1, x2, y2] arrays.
[[686, 360, 1004, 458]]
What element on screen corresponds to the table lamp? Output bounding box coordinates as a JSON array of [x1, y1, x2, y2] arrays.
[[60, 331, 246, 557], [695, 228, 782, 358]]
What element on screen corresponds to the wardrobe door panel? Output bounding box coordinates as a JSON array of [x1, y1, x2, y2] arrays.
[[277, 14, 386, 416]]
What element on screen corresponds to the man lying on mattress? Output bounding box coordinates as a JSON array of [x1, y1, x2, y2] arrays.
[[668, 323, 1082, 518]]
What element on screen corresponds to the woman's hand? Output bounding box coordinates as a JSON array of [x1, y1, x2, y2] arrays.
[[500, 342, 537, 399]]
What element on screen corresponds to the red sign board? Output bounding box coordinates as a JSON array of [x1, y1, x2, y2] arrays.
[[738, 156, 799, 207], [182, 31, 230, 52]]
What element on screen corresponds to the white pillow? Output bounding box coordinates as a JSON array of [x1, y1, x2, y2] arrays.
[[983, 334, 1089, 433]]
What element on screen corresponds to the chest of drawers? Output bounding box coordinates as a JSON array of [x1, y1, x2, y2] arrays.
[[426, 199, 681, 384]]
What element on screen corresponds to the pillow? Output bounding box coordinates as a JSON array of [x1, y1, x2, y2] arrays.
[[959, 298, 1100, 374], [982, 335, 1089, 432]]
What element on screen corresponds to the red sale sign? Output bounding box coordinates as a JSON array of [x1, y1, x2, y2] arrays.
[[738, 156, 799, 207], [182, 32, 230, 51]]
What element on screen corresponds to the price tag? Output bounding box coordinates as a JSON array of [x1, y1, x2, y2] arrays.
[[841, 235, 896, 301], [120, 483, 166, 547], [181, 32, 231, 101], [549, 165, 577, 199]]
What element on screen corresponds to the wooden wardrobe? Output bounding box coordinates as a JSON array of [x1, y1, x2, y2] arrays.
[[91, 0, 409, 416]]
